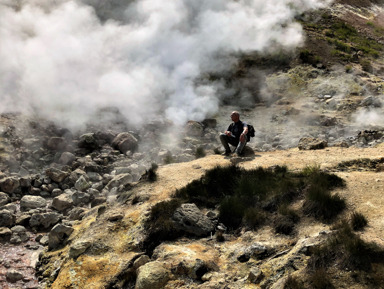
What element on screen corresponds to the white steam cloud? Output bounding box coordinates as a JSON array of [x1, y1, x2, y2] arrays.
[[0, 0, 331, 130]]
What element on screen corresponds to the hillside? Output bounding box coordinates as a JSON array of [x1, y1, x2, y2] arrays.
[[37, 146, 384, 289], [1, 0, 384, 288]]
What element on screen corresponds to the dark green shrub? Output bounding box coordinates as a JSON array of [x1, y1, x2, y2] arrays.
[[243, 207, 266, 230], [195, 146, 206, 159], [284, 274, 305, 289], [351, 211, 368, 231], [303, 185, 346, 221], [333, 39, 351, 53], [331, 21, 357, 41], [147, 163, 158, 182], [309, 221, 384, 272], [174, 165, 242, 206], [163, 152, 175, 164], [219, 196, 246, 229], [274, 215, 295, 235], [213, 147, 221, 154], [176, 165, 345, 232], [302, 167, 345, 221], [299, 49, 320, 66], [360, 59, 373, 73], [143, 199, 182, 253], [308, 269, 335, 289], [345, 64, 352, 73]]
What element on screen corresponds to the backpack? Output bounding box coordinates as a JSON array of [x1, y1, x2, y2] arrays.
[[247, 124, 255, 142]]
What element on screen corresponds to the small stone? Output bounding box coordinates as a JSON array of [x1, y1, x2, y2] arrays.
[[248, 267, 264, 284], [6, 270, 23, 283]]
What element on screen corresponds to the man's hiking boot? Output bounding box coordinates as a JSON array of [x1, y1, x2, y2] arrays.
[[222, 150, 231, 156]]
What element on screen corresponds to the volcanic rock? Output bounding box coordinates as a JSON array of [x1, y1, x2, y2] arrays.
[[185, 121, 204, 137], [112, 132, 138, 154], [6, 270, 23, 283], [59, 152, 76, 165], [74, 175, 91, 191], [20, 195, 47, 211], [68, 207, 86, 221], [0, 192, 10, 206], [135, 261, 170, 289], [48, 223, 74, 250], [46, 137, 67, 151], [45, 168, 69, 183], [0, 210, 15, 227], [104, 173, 133, 192], [0, 177, 20, 194], [68, 240, 91, 259], [51, 191, 74, 212], [72, 191, 92, 206], [172, 203, 215, 237], [298, 137, 328, 150], [0, 227, 12, 242], [10, 225, 29, 244], [78, 133, 100, 150], [29, 212, 62, 229]]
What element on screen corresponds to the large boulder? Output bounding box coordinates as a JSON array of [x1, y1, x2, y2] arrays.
[[135, 261, 170, 289], [29, 212, 62, 229], [112, 132, 138, 154], [20, 195, 47, 211], [172, 203, 215, 237]]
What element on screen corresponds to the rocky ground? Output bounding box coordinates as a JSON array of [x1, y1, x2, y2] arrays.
[[1, 93, 384, 289]]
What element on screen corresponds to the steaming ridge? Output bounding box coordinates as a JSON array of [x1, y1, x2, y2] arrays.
[[0, 0, 330, 130]]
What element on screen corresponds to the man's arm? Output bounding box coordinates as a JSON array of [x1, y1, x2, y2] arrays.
[[224, 123, 234, 137], [239, 123, 248, 142]]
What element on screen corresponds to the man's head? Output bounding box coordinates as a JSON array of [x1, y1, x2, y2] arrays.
[[231, 111, 240, 122]]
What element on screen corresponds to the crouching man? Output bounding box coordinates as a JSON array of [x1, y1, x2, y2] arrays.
[[220, 111, 248, 156]]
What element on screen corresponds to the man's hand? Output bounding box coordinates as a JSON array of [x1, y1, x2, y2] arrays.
[[240, 133, 246, 143], [225, 131, 231, 136]]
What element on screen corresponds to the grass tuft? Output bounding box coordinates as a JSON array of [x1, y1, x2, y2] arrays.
[[147, 163, 158, 182], [195, 146, 206, 159], [309, 220, 384, 273], [302, 168, 345, 221], [284, 274, 305, 289], [308, 269, 335, 289], [350, 211, 368, 231]]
